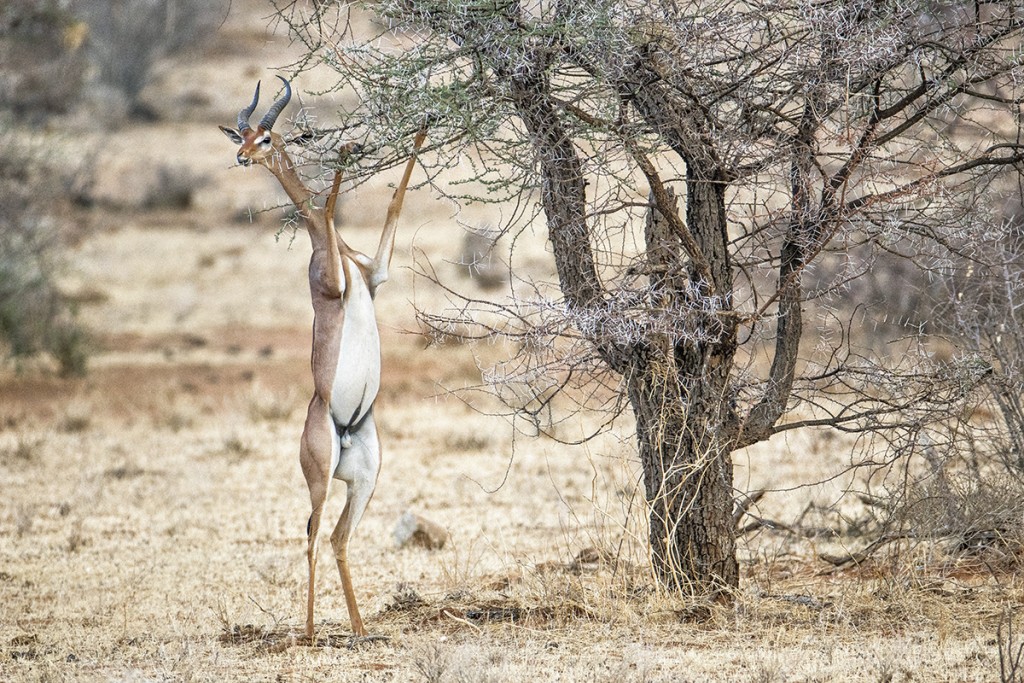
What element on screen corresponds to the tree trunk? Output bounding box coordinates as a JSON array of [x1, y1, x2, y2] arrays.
[[627, 355, 738, 595], [633, 174, 739, 596], [510, 49, 739, 597]]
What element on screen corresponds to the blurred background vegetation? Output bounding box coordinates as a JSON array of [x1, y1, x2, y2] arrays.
[[0, 0, 226, 375]]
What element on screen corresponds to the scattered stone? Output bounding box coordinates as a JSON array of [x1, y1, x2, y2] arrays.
[[393, 511, 448, 550], [567, 546, 615, 572]]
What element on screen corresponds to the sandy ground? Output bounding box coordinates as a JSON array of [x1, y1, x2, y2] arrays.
[[2, 1, 1023, 681]]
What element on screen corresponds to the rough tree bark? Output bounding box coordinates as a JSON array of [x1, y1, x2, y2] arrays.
[[511, 49, 741, 596], [629, 170, 740, 594], [292, 0, 1024, 602], [619, 56, 743, 595]]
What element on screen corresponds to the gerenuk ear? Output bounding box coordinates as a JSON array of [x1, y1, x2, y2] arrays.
[[219, 125, 245, 144]]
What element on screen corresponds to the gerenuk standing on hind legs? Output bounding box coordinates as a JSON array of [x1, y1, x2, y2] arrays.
[[219, 75, 426, 640]]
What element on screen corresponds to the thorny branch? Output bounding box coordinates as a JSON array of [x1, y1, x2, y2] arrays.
[[274, 0, 1024, 578]]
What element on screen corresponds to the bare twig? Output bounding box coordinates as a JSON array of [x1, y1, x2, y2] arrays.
[[732, 490, 766, 527]]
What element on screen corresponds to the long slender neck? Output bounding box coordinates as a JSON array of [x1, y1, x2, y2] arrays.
[[261, 141, 315, 212], [259, 139, 334, 251]]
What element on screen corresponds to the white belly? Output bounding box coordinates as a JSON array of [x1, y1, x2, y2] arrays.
[[329, 259, 381, 428]]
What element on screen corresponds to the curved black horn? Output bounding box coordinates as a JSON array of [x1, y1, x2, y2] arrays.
[[237, 81, 260, 132], [259, 76, 292, 131]]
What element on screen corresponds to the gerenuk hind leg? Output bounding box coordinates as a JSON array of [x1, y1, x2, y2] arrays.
[[330, 409, 381, 637], [299, 395, 336, 641]]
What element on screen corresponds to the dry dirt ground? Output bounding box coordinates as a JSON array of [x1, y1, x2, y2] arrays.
[[2, 2, 1023, 681]]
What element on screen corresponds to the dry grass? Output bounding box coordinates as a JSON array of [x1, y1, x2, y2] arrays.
[[1, 1, 1021, 681], [3, 231, 1020, 683]]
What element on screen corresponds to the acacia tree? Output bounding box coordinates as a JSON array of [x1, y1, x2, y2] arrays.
[[278, 0, 1024, 597]]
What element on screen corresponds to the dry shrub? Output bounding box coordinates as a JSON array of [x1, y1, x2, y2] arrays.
[[999, 608, 1024, 683], [411, 642, 520, 683], [15, 504, 35, 537], [56, 411, 90, 433], [457, 225, 507, 291], [72, 0, 228, 118], [0, 1, 88, 118], [220, 433, 254, 460], [864, 428, 1024, 572], [245, 384, 298, 423], [413, 643, 450, 683], [147, 164, 204, 210], [898, 467, 1024, 564], [0, 435, 43, 465], [0, 119, 89, 376]]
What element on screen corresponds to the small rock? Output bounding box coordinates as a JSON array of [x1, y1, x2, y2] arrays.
[[393, 511, 448, 550]]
